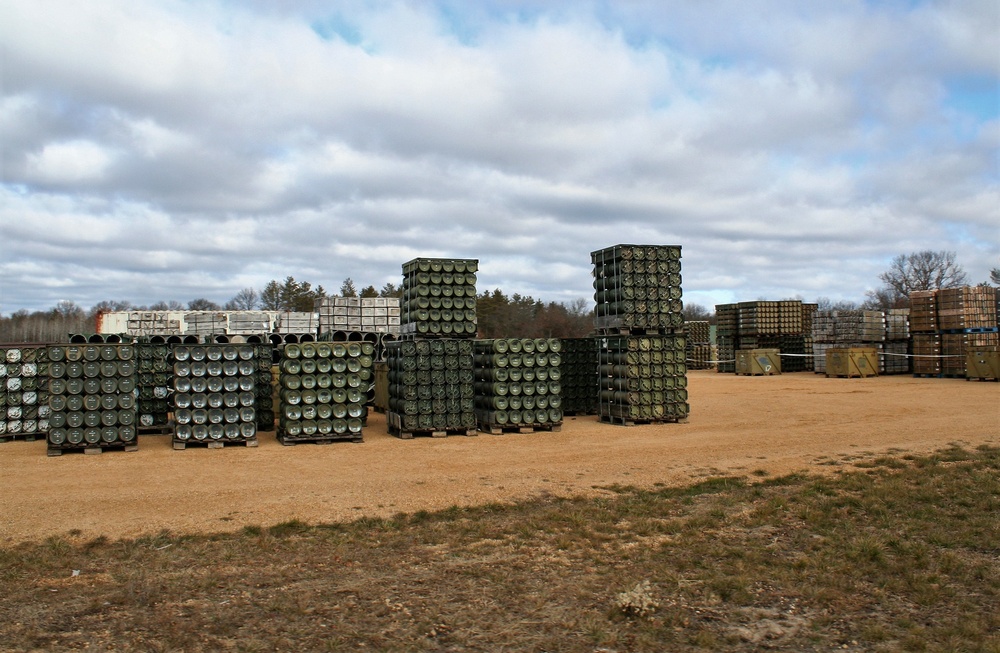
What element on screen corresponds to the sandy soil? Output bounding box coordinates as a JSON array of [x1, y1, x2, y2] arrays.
[[1, 371, 997, 544]]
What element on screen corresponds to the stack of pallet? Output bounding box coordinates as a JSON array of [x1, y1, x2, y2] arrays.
[[0, 345, 49, 442], [170, 344, 259, 448], [558, 337, 599, 415], [592, 244, 688, 425], [473, 338, 563, 433], [911, 286, 999, 377], [315, 297, 401, 335], [387, 258, 479, 437], [685, 321, 713, 370], [715, 304, 738, 373], [802, 303, 818, 372], [883, 309, 911, 374], [908, 290, 940, 375], [125, 312, 182, 336], [229, 311, 274, 336], [811, 310, 887, 374], [46, 344, 138, 455], [273, 312, 319, 335], [184, 312, 228, 337], [276, 341, 373, 444], [400, 259, 478, 336], [717, 300, 809, 373]]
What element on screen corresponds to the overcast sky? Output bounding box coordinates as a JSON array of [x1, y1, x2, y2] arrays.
[[1, 0, 997, 316]]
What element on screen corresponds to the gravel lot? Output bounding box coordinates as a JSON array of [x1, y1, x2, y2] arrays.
[[2, 371, 997, 544]]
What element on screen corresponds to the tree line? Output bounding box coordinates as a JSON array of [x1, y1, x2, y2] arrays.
[[2, 253, 996, 343], [0, 279, 599, 343]]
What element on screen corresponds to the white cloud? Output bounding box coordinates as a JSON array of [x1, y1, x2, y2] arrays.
[[25, 140, 115, 184], [0, 0, 996, 313]]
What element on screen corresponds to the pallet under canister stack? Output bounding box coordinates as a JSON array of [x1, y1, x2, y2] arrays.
[[592, 244, 689, 425], [387, 257, 479, 438]]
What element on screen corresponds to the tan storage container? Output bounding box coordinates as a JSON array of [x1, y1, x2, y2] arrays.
[[965, 347, 999, 381], [825, 347, 879, 378], [735, 349, 781, 375]]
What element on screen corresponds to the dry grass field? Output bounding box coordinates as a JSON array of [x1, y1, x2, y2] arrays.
[[0, 372, 998, 651]]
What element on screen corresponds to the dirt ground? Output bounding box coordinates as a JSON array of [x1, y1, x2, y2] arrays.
[[1, 371, 997, 545]]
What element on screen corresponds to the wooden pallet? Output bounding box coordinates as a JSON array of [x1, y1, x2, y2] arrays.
[[388, 424, 477, 439], [277, 434, 362, 445], [825, 373, 876, 379], [0, 432, 44, 443], [479, 422, 563, 435], [594, 326, 675, 336], [599, 414, 688, 427], [172, 438, 258, 450], [137, 424, 173, 436], [47, 443, 139, 456]]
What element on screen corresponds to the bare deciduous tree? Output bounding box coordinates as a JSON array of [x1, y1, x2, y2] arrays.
[[226, 287, 259, 310], [866, 250, 968, 309]]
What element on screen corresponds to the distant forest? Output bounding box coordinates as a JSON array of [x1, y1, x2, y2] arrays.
[[0, 276, 715, 343]]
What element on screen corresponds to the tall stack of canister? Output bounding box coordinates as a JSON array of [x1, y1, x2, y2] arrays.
[[386, 258, 479, 436], [276, 341, 373, 443], [46, 344, 138, 454], [473, 338, 563, 432], [558, 337, 599, 415], [252, 345, 275, 430], [0, 345, 49, 441], [592, 244, 689, 424], [400, 259, 478, 337], [910, 286, 999, 377], [170, 344, 258, 448], [135, 340, 172, 428]]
